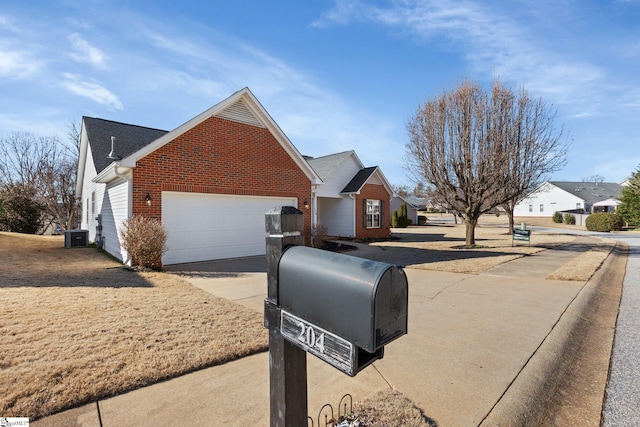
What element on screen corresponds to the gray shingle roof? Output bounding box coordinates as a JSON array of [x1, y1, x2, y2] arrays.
[[305, 151, 353, 181], [83, 116, 168, 174], [341, 167, 377, 193], [550, 181, 623, 203]]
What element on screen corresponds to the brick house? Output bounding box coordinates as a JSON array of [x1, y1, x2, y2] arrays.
[[307, 151, 393, 240], [76, 88, 393, 265]]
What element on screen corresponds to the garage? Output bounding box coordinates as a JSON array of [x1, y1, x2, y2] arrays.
[[162, 192, 298, 265]]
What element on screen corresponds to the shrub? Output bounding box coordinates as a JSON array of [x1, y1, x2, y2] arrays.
[[0, 183, 45, 234], [552, 211, 563, 223], [585, 212, 624, 232], [563, 213, 576, 225], [307, 224, 328, 248], [391, 209, 399, 228], [396, 203, 410, 228], [119, 215, 168, 270]]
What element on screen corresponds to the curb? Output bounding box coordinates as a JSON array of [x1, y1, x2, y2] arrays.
[[478, 242, 626, 426]]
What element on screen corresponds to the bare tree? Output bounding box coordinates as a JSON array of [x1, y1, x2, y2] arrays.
[[0, 129, 80, 233], [392, 184, 410, 198], [405, 78, 568, 245], [406, 80, 511, 245], [582, 174, 605, 184], [496, 83, 569, 233]]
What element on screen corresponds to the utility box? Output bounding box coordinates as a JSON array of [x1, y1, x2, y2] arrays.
[[64, 229, 89, 248], [277, 245, 408, 376]]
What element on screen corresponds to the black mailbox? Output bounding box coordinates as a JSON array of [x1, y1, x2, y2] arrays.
[[277, 245, 408, 376]]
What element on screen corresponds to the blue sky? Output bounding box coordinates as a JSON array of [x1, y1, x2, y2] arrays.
[[1, 0, 639, 187]]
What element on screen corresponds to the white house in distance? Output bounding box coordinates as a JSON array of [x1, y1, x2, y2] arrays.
[[514, 181, 624, 217]]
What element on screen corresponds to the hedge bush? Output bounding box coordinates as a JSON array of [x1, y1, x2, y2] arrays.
[[120, 215, 168, 270], [563, 213, 576, 225], [585, 212, 624, 232], [552, 211, 563, 223]]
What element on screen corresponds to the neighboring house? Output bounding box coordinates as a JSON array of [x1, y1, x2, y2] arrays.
[[76, 87, 319, 265], [307, 151, 393, 240], [390, 195, 422, 225], [513, 181, 624, 217]]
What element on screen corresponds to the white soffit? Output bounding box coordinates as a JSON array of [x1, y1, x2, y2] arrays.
[[215, 99, 265, 128]]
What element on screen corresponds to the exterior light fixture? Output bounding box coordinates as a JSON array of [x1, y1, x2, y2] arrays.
[[304, 200, 309, 210], [145, 192, 152, 206]]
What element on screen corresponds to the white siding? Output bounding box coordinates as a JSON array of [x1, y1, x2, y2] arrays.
[[314, 156, 362, 198], [162, 192, 297, 265], [514, 183, 584, 217], [79, 143, 101, 242], [100, 179, 130, 262], [317, 196, 354, 237]]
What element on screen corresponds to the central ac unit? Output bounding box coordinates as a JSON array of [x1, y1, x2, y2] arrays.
[[65, 229, 89, 248]]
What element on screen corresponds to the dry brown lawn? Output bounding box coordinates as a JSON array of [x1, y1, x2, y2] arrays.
[[0, 232, 268, 419], [351, 389, 437, 426]]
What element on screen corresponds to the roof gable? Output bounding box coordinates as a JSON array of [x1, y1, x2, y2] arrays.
[[306, 151, 361, 181], [86, 87, 320, 185], [124, 87, 318, 183], [342, 166, 394, 197]]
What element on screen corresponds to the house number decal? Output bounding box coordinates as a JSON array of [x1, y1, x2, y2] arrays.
[[280, 310, 354, 375], [297, 320, 325, 353]]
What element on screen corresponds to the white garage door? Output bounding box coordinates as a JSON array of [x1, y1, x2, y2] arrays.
[[162, 192, 297, 265]]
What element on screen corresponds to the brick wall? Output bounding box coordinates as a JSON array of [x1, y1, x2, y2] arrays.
[[355, 183, 391, 240], [132, 116, 312, 234]]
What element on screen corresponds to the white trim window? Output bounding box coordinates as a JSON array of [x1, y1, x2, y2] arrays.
[[366, 199, 381, 228]]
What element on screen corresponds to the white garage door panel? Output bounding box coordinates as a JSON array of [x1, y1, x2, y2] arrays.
[[162, 192, 297, 264]]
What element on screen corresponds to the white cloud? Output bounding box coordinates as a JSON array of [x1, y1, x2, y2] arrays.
[[0, 14, 20, 32], [68, 33, 107, 68], [61, 73, 123, 109], [312, 1, 614, 115], [0, 44, 42, 78]]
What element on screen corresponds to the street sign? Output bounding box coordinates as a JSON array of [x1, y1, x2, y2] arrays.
[[281, 310, 354, 376]]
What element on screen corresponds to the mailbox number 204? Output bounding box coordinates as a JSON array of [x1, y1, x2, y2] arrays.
[[297, 320, 325, 354]]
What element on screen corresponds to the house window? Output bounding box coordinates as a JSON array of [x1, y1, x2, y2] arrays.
[[366, 199, 381, 228], [91, 191, 96, 217], [576, 203, 581, 209], [529, 204, 533, 213], [539, 204, 544, 213]]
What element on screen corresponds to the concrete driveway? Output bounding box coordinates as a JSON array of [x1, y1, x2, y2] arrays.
[[160, 234, 620, 426]]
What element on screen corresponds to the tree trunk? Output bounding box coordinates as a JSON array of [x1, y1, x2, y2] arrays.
[[464, 216, 478, 246], [502, 201, 516, 234]]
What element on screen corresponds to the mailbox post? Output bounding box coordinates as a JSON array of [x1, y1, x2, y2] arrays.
[[264, 206, 307, 427], [264, 206, 408, 426]]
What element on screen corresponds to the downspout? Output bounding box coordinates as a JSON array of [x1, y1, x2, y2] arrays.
[[348, 193, 357, 238]]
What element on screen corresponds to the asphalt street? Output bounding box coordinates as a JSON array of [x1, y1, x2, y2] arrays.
[[532, 226, 640, 425]]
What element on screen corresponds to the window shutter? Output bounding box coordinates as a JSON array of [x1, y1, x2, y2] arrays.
[[363, 198, 368, 228], [380, 200, 385, 227]]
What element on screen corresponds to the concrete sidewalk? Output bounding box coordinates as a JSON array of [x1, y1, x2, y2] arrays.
[[33, 237, 621, 426]]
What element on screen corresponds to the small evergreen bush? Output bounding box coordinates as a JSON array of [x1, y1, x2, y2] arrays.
[[396, 203, 410, 228], [391, 209, 399, 228], [563, 213, 576, 225], [552, 211, 563, 223], [120, 215, 168, 270], [585, 212, 623, 232]]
